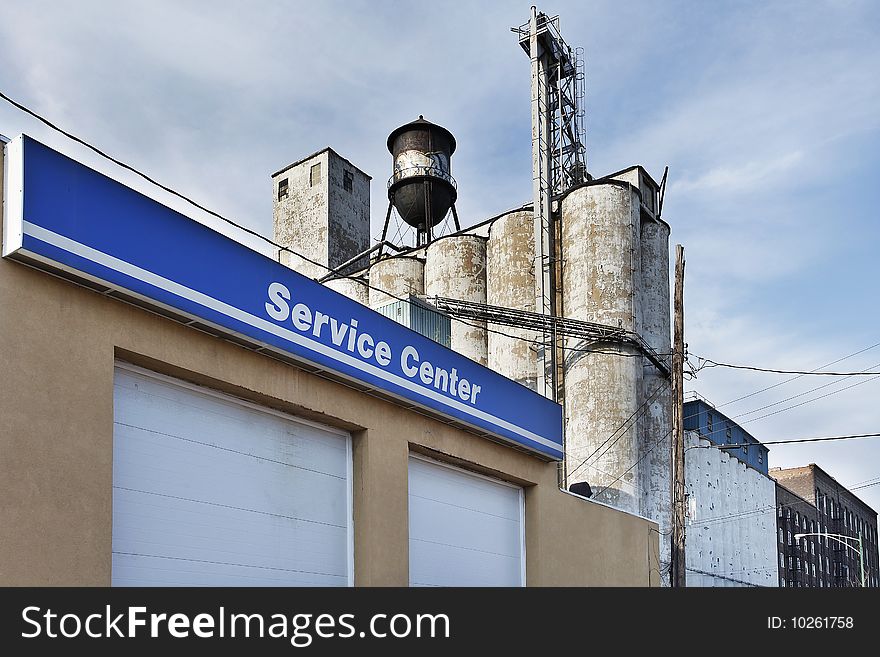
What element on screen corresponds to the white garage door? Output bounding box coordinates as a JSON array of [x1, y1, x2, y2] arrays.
[[408, 455, 524, 586], [112, 364, 352, 586]]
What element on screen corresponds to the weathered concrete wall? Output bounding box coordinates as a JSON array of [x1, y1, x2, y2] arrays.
[[685, 430, 779, 587], [638, 217, 672, 579], [368, 256, 425, 308], [325, 276, 370, 306], [425, 235, 488, 365], [273, 150, 330, 280], [327, 150, 370, 272], [273, 148, 370, 279], [561, 184, 643, 515], [486, 211, 538, 390]]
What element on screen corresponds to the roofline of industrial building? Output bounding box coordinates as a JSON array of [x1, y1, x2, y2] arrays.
[[684, 396, 768, 451], [271, 146, 373, 180], [771, 464, 878, 516]]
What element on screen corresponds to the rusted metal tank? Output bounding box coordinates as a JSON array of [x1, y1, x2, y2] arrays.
[[387, 116, 457, 237]]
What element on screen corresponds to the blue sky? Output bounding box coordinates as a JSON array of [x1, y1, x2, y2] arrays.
[[2, 0, 879, 512]]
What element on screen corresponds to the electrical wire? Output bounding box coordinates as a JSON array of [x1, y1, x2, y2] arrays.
[[572, 381, 670, 470], [733, 376, 880, 425], [691, 432, 880, 450], [566, 380, 670, 482], [683, 361, 880, 430], [721, 361, 880, 422], [718, 342, 880, 408], [693, 356, 880, 376], [592, 427, 673, 501]]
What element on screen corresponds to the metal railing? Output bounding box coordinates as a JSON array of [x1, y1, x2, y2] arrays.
[[387, 166, 457, 190]]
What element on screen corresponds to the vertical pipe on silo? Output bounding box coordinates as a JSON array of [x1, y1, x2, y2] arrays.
[[561, 183, 643, 515], [425, 235, 488, 365], [486, 211, 538, 390]]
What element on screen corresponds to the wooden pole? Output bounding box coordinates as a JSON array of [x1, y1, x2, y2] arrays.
[[671, 244, 686, 587]]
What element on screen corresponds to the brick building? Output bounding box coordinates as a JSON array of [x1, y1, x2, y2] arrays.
[[771, 464, 879, 588]]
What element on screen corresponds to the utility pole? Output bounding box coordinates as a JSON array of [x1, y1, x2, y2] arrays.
[[671, 244, 686, 587]]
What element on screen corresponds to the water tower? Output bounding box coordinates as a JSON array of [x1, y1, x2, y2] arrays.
[[380, 116, 460, 249]]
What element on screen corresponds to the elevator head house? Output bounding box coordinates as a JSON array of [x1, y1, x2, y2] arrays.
[[0, 134, 660, 586]]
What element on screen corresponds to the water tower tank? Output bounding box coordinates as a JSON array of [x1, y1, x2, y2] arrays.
[[387, 116, 457, 239]]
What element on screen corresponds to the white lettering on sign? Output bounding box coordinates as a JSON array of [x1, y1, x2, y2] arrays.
[[265, 282, 482, 406]]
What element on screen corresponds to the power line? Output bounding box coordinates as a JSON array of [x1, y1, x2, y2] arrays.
[[694, 356, 880, 376], [718, 342, 880, 407], [593, 427, 672, 501], [683, 367, 880, 433], [733, 376, 880, 425], [566, 380, 670, 481], [689, 432, 880, 450], [726, 361, 880, 422]]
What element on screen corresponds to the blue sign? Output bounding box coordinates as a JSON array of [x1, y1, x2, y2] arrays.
[[2, 135, 563, 459]]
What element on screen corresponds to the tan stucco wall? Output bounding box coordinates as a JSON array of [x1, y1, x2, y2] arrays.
[[0, 144, 658, 586]]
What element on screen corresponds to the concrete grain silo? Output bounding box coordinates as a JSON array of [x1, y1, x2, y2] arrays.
[[561, 182, 643, 514], [325, 276, 370, 306], [368, 256, 425, 308], [486, 211, 538, 390], [425, 235, 488, 365]]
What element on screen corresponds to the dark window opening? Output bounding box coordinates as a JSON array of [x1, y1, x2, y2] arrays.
[[310, 163, 321, 187], [343, 169, 354, 192], [277, 178, 289, 201]]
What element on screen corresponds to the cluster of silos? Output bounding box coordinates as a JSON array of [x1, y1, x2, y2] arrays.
[[360, 238, 489, 366], [477, 181, 672, 528]]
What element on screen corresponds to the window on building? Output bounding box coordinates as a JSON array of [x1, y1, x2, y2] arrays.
[[726, 426, 732, 441], [781, 578, 786, 587], [758, 450, 763, 465], [779, 527, 784, 543], [707, 413, 713, 436], [796, 512, 800, 527], [310, 163, 321, 187], [778, 505, 783, 518], [780, 553, 785, 568], [343, 169, 353, 192], [786, 508, 791, 519], [277, 177, 289, 201]]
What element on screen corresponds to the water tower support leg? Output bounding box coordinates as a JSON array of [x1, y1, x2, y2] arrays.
[[378, 202, 394, 258], [451, 204, 461, 232]]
